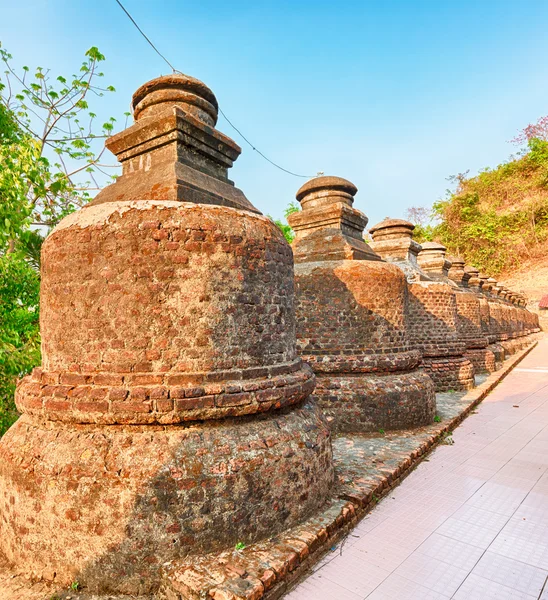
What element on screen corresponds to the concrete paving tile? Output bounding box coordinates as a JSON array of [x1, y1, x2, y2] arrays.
[[465, 482, 529, 516], [366, 574, 451, 599], [285, 575, 362, 600], [452, 573, 537, 599], [394, 552, 469, 596], [450, 504, 510, 532], [415, 533, 484, 571], [471, 551, 548, 597], [352, 536, 413, 570], [435, 517, 501, 549], [317, 552, 390, 596], [289, 340, 548, 600], [489, 532, 548, 570]]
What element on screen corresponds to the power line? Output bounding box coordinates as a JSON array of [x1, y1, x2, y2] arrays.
[[114, 0, 179, 74], [113, 0, 315, 179], [217, 107, 312, 178]]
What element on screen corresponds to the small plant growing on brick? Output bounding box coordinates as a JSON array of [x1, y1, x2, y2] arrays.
[[434, 415, 442, 423], [441, 431, 455, 445], [378, 428, 385, 435], [235, 542, 246, 551], [70, 581, 80, 591]]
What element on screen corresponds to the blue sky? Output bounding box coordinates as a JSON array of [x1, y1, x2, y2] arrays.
[[2, 0, 548, 226]]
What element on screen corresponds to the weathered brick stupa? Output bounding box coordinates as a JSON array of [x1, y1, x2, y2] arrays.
[[478, 273, 506, 364], [487, 278, 515, 355], [368, 221, 475, 392], [0, 75, 335, 595], [498, 286, 536, 353], [467, 268, 504, 369], [411, 242, 475, 391], [287, 178, 436, 434], [447, 257, 496, 374], [368, 218, 430, 282], [511, 290, 540, 345], [501, 286, 525, 353]]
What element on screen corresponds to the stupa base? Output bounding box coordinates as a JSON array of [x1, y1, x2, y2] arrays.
[[313, 370, 436, 434], [502, 338, 523, 356], [465, 347, 497, 374], [421, 355, 475, 392], [488, 343, 506, 368], [0, 400, 333, 596]]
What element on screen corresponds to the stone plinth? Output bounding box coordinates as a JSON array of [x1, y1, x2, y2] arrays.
[[368, 218, 429, 282], [0, 75, 334, 595], [288, 179, 435, 434]]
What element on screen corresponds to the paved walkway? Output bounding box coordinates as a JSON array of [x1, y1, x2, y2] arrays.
[[287, 337, 548, 600]]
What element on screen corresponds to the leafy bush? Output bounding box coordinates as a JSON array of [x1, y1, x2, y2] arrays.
[[270, 201, 300, 243], [0, 252, 40, 436], [423, 136, 548, 275], [0, 46, 116, 436]]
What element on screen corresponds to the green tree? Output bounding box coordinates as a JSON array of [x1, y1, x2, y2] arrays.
[[431, 138, 548, 274], [0, 46, 118, 435], [413, 130, 548, 275], [405, 206, 435, 243], [0, 44, 120, 248], [0, 252, 40, 435]]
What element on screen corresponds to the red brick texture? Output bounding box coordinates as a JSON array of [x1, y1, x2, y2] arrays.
[[0, 401, 333, 594], [408, 282, 475, 391], [290, 178, 436, 434], [0, 74, 335, 595]]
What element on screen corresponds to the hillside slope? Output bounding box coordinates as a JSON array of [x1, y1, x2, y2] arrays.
[[499, 254, 548, 323], [416, 136, 548, 317]]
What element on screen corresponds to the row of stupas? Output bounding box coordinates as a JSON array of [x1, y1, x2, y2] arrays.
[[288, 180, 538, 434], [0, 73, 539, 596]]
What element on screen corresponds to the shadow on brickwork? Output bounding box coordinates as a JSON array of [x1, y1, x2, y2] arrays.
[[39, 399, 332, 597]]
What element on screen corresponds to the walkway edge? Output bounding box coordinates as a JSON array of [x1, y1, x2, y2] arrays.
[[158, 338, 540, 600], [0, 341, 539, 599]]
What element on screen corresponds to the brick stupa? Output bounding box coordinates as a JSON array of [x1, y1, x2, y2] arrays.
[[368, 218, 430, 282], [369, 223, 474, 392], [447, 257, 496, 374], [0, 74, 335, 595], [288, 177, 436, 434]]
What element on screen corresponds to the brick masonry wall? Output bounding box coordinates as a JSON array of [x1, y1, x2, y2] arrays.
[[294, 260, 436, 433], [41, 202, 295, 376], [1, 200, 336, 594], [16, 201, 320, 426], [421, 355, 475, 392], [0, 400, 333, 595], [295, 261, 411, 360], [466, 348, 497, 374], [454, 291, 489, 349], [407, 282, 475, 391], [313, 371, 436, 434]]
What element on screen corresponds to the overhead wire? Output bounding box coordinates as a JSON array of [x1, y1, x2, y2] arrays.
[[113, 0, 316, 179]]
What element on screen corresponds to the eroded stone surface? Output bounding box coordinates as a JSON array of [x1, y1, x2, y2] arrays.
[[0, 74, 335, 596]]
